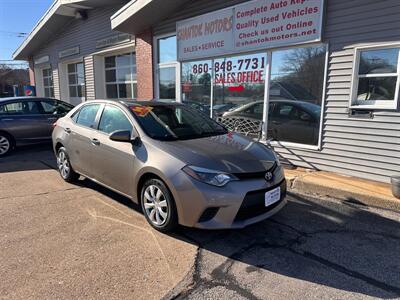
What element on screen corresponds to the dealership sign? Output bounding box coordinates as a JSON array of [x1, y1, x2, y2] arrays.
[[177, 0, 324, 60], [59, 46, 80, 58], [34, 55, 49, 65], [96, 33, 132, 49]]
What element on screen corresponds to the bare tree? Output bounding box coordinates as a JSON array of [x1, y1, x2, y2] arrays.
[[278, 46, 326, 102], [0, 64, 29, 97]]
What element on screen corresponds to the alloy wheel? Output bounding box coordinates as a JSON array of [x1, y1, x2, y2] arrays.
[[143, 185, 169, 226], [0, 135, 10, 155], [57, 150, 70, 179]]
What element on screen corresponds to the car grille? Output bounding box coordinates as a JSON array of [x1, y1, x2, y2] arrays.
[[233, 163, 277, 180], [234, 179, 286, 222]]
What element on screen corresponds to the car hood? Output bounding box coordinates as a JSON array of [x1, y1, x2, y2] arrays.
[[156, 133, 277, 174]]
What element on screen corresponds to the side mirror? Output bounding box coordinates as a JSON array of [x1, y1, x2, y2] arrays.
[[109, 130, 139, 144], [300, 113, 312, 122]]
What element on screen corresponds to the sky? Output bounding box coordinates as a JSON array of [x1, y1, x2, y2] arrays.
[[0, 0, 53, 67]]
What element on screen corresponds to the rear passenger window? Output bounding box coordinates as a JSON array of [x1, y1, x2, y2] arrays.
[[98, 105, 132, 134], [2, 101, 41, 115], [40, 100, 73, 115], [76, 104, 100, 128]]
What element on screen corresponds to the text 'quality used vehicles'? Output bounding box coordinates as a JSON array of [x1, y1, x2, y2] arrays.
[[0, 97, 74, 156], [52, 100, 286, 232]]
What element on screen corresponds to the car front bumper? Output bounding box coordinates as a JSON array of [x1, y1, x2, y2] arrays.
[[168, 165, 287, 229]]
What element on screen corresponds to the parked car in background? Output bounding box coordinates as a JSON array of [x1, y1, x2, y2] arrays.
[[182, 100, 211, 117], [212, 103, 239, 116], [52, 100, 286, 232], [222, 100, 321, 145], [0, 97, 74, 156]]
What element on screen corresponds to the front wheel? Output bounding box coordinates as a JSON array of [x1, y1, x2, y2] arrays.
[[141, 178, 178, 232], [57, 147, 79, 183]]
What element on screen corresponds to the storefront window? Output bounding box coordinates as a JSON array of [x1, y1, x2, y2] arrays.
[[67, 62, 85, 98], [352, 47, 400, 109], [174, 37, 327, 146], [214, 53, 266, 119], [105, 52, 137, 99], [181, 60, 212, 116], [268, 45, 326, 145], [159, 67, 176, 100], [42, 68, 54, 98], [158, 35, 177, 63], [157, 35, 179, 101]]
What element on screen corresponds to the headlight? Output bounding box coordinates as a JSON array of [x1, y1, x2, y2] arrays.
[[182, 165, 238, 187]]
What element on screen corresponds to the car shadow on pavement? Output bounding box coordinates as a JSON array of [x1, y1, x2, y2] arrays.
[[75, 177, 400, 299], [77, 178, 142, 213], [171, 193, 400, 299], [0, 143, 55, 173]]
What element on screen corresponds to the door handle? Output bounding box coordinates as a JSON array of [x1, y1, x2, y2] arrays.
[[91, 138, 100, 146], [64, 128, 71, 134], [47, 117, 57, 121], [2, 118, 13, 121]]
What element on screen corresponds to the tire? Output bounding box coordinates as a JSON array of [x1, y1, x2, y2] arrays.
[[0, 132, 13, 157], [56, 147, 80, 183], [140, 178, 178, 232]]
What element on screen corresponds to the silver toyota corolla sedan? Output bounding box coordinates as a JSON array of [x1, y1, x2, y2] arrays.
[[52, 100, 286, 232]]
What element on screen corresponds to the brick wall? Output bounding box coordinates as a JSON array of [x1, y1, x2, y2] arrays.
[[135, 29, 154, 100]]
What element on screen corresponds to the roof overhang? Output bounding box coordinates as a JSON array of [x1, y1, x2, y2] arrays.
[[111, 0, 189, 34], [13, 0, 127, 61]]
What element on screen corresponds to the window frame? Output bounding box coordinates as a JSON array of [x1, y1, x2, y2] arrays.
[[97, 104, 134, 135], [104, 52, 137, 99], [0, 100, 44, 116], [350, 44, 400, 110], [154, 33, 181, 101], [74, 103, 102, 129], [167, 41, 328, 150], [42, 68, 55, 98], [67, 62, 86, 100]]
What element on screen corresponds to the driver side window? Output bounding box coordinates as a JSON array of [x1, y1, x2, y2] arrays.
[[98, 105, 133, 134]]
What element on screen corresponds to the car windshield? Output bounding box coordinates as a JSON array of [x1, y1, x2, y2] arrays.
[[129, 104, 227, 141]]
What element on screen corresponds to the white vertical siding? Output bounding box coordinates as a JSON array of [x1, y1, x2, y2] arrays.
[[84, 56, 95, 101], [52, 68, 60, 99]]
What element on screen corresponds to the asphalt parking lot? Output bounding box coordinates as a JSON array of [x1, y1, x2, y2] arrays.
[[1, 144, 400, 299]]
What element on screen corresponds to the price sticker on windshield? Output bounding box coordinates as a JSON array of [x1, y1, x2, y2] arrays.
[[130, 106, 153, 117]]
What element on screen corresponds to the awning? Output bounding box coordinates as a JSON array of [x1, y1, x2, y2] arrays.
[[111, 0, 189, 34], [13, 0, 127, 61]]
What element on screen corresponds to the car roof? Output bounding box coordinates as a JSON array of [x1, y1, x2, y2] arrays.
[[0, 96, 57, 103]]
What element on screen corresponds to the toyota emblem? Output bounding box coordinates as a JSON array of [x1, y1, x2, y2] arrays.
[[265, 172, 273, 181]]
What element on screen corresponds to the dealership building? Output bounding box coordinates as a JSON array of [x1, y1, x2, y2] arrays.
[[13, 0, 400, 183]]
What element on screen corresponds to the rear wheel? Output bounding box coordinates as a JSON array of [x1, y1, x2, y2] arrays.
[[141, 178, 178, 232], [57, 147, 79, 182], [0, 133, 13, 157]]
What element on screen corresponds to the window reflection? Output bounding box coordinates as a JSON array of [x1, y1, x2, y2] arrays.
[[356, 48, 399, 102], [104, 52, 136, 99], [158, 36, 177, 63], [178, 45, 326, 146], [214, 53, 266, 118], [159, 67, 176, 100], [67, 62, 85, 99], [359, 48, 398, 74], [268, 45, 326, 145], [181, 60, 212, 116]]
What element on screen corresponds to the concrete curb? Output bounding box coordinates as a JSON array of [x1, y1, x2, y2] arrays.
[[285, 169, 400, 212]]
